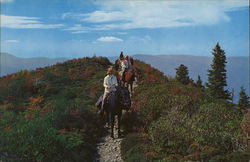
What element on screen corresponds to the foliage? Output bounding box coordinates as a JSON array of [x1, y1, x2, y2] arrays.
[[190, 102, 242, 152], [121, 133, 147, 162], [206, 43, 230, 99], [196, 75, 204, 89], [175, 64, 190, 85], [238, 86, 250, 109], [0, 56, 110, 161], [120, 59, 248, 161]]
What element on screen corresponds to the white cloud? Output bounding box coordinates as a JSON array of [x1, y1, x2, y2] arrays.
[[97, 36, 123, 42], [63, 24, 90, 34], [6, 40, 19, 43], [0, 0, 13, 3], [1, 15, 64, 29], [65, 0, 249, 30]]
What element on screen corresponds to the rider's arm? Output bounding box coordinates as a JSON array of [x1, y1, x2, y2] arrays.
[[103, 76, 109, 88], [113, 76, 118, 87]]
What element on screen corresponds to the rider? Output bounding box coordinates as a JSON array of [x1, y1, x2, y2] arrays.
[[125, 55, 131, 69], [121, 56, 129, 81], [119, 51, 124, 62], [98, 66, 118, 114]]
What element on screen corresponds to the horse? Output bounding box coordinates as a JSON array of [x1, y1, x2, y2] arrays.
[[96, 86, 131, 138], [115, 58, 137, 93]]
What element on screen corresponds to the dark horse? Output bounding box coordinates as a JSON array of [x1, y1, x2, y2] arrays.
[[96, 86, 131, 138], [115, 58, 138, 93]]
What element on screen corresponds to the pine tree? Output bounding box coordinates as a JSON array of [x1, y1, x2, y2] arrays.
[[238, 86, 250, 109], [206, 43, 230, 99], [230, 88, 235, 102], [196, 75, 204, 88], [175, 64, 190, 85]]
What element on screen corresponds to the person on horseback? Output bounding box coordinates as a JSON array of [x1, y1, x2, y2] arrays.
[[119, 51, 124, 61], [125, 55, 132, 69], [121, 56, 129, 81], [98, 67, 118, 115]]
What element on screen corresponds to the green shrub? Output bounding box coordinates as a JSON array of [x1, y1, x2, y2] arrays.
[[149, 116, 192, 155], [191, 102, 242, 152], [121, 133, 147, 162]]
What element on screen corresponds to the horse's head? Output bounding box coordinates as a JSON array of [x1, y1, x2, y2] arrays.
[[117, 86, 131, 109]]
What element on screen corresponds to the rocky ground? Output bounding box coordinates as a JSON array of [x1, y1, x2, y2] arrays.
[[94, 123, 124, 162]]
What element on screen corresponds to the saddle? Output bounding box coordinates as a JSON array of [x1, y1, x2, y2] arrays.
[[95, 92, 115, 108]]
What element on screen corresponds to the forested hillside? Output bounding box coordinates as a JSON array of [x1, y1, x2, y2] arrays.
[[0, 56, 249, 162]]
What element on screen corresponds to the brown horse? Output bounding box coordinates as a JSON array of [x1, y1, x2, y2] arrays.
[[115, 59, 137, 93]]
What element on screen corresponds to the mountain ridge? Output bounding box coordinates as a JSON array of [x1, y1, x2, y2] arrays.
[[0, 56, 249, 161], [1, 53, 249, 102]]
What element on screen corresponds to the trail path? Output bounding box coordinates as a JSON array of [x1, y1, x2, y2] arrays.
[[94, 81, 138, 162], [94, 126, 124, 162]]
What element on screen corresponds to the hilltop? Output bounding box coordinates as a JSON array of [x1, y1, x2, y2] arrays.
[[0, 56, 111, 161], [0, 56, 249, 161], [2, 53, 248, 102]]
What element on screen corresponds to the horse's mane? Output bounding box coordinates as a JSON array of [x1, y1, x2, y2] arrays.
[[115, 59, 120, 71]]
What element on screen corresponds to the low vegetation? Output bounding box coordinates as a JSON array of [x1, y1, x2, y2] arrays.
[[0, 55, 249, 162], [0, 57, 111, 161], [121, 60, 250, 162]]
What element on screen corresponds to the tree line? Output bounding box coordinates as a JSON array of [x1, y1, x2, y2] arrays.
[[175, 43, 249, 110]]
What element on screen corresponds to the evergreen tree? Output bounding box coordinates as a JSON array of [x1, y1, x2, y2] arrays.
[[196, 75, 204, 88], [230, 88, 235, 102], [206, 43, 230, 99], [175, 64, 190, 85], [238, 86, 250, 109]]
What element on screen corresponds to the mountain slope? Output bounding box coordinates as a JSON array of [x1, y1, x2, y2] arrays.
[[120, 60, 250, 161], [0, 55, 249, 161], [0, 53, 67, 76], [0, 56, 111, 161]]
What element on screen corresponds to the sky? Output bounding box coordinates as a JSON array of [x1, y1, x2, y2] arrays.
[[0, 0, 249, 58]]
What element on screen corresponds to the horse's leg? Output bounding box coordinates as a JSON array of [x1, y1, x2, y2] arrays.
[[130, 82, 133, 94], [118, 113, 122, 138], [110, 114, 115, 138], [106, 109, 110, 127]]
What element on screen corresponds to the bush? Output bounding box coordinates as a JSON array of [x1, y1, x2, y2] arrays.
[[121, 133, 147, 162], [191, 102, 242, 152], [149, 116, 192, 155], [0, 114, 84, 162]]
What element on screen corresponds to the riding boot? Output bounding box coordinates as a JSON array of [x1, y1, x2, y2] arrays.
[[98, 97, 105, 115]]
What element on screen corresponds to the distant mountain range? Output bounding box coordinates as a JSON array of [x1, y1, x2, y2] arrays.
[[0, 53, 67, 76], [1, 53, 249, 102]]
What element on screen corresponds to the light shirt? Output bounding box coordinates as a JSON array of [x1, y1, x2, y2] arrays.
[[103, 74, 118, 93], [121, 60, 128, 71]]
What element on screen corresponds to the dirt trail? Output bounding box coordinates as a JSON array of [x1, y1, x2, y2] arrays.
[[94, 125, 124, 162], [94, 81, 138, 162]]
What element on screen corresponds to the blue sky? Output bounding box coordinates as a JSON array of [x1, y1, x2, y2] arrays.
[[0, 0, 249, 58]]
